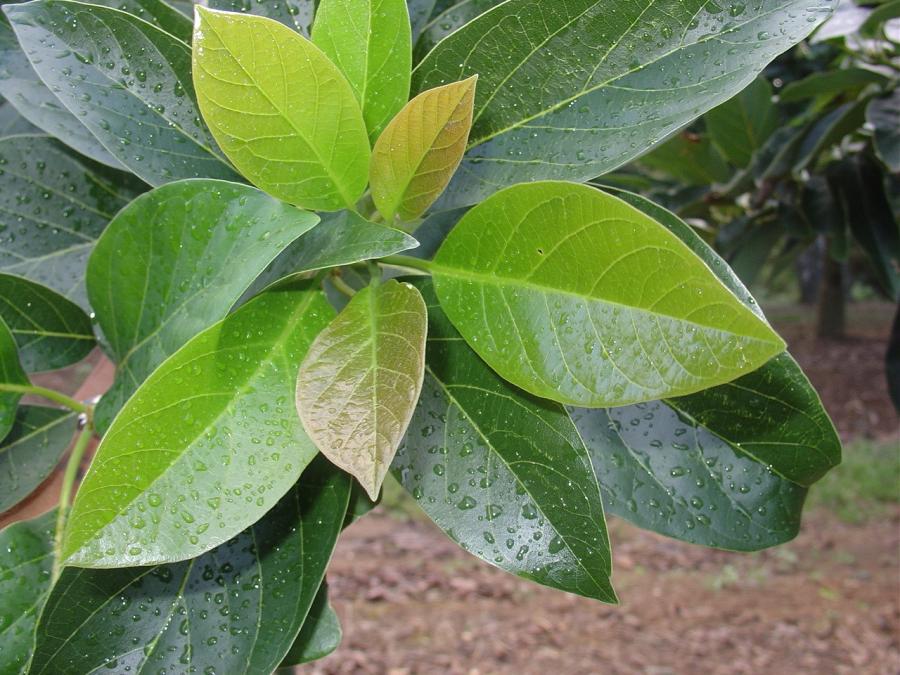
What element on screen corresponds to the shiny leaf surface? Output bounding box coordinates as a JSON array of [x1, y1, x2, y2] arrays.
[[0, 317, 28, 440], [432, 181, 786, 407], [297, 279, 427, 500], [62, 283, 334, 567], [278, 582, 342, 668], [193, 7, 371, 211], [208, 0, 315, 36], [413, 0, 501, 61]]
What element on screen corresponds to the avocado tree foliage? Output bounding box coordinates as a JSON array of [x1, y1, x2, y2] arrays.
[[0, 0, 843, 671]]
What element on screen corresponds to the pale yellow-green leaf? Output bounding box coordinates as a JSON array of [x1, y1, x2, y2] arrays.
[[296, 280, 427, 500], [192, 7, 370, 211], [370, 76, 476, 223]]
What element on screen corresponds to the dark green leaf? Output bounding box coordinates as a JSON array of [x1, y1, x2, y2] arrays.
[[278, 582, 342, 668], [860, 0, 900, 38], [392, 278, 616, 602], [408, 207, 468, 260], [887, 304, 900, 414], [62, 283, 334, 567], [639, 132, 732, 186], [101, 0, 194, 42], [0, 509, 55, 675], [4, 0, 240, 186], [87, 179, 319, 433], [0, 101, 38, 135], [794, 98, 868, 172], [778, 67, 889, 103], [0, 135, 144, 309], [0, 317, 28, 440], [868, 91, 900, 173], [432, 181, 785, 408], [0, 274, 94, 372], [0, 405, 76, 513], [31, 458, 350, 674], [414, 0, 501, 62], [407, 0, 436, 42], [705, 77, 778, 168], [413, 0, 836, 209], [208, 0, 315, 36]]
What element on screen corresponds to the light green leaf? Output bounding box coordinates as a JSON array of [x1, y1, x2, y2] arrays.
[[868, 91, 900, 173], [0, 509, 55, 675], [1, 405, 77, 513], [87, 179, 319, 433], [413, 0, 836, 209], [371, 76, 476, 223], [208, 0, 315, 36], [778, 67, 889, 104], [313, 0, 412, 141], [705, 77, 779, 168], [31, 458, 350, 674], [392, 279, 616, 602], [4, 0, 240, 186], [297, 279, 427, 500], [0, 135, 144, 310], [569, 403, 808, 551], [432, 181, 786, 408], [0, 274, 94, 373], [62, 282, 334, 567], [193, 7, 371, 211], [0, 317, 28, 440], [278, 582, 342, 668]]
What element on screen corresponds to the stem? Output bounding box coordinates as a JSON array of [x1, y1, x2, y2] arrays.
[[330, 273, 357, 298], [0, 383, 88, 414], [379, 255, 434, 274], [52, 423, 93, 580]]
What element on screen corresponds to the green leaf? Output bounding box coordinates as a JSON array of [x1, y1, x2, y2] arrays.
[[868, 91, 900, 173], [392, 278, 616, 602], [639, 132, 732, 186], [193, 7, 371, 211], [0, 405, 77, 513], [0, 135, 144, 310], [887, 304, 900, 414], [407, 0, 436, 42], [569, 403, 808, 551], [208, 0, 315, 36], [860, 0, 900, 38], [370, 76, 476, 223], [31, 458, 350, 674], [4, 0, 240, 186], [793, 98, 868, 172], [0, 509, 55, 675], [278, 582, 342, 668], [606, 187, 841, 486], [0, 274, 94, 373], [297, 279, 427, 501], [414, 0, 501, 62], [413, 0, 836, 209], [100, 0, 194, 42], [0, 101, 38, 135], [778, 67, 889, 104], [0, 317, 28, 440], [87, 179, 319, 433], [0, 21, 123, 169], [313, 0, 412, 141], [705, 77, 778, 168], [62, 282, 334, 567], [431, 181, 786, 408]]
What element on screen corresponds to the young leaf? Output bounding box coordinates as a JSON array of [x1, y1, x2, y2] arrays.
[[313, 0, 412, 141], [297, 279, 427, 501], [62, 283, 334, 567], [193, 7, 371, 211], [413, 0, 837, 209], [4, 0, 240, 186], [278, 582, 342, 668], [0, 509, 55, 675], [0, 274, 94, 373], [87, 179, 320, 433], [705, 77, 779, 168], [370, 76, 476, 223], [392, 279, 615, 602], [0, 135, 144, 310], [0, 317, 28, 440], [31, 459, 350, 674], [1, 406, 77, 513], [569, 403, 808, 551], [208, 0, 315, 36], [431, 181, 786, 408]]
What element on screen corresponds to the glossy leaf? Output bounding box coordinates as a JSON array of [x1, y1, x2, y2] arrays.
[[279, 582, 342, 668], [208, 0, 315, 36], [0, 135, 143, 309], [414, 0, 501, 61], [413, 0, 836, 209], [705, 77, 778, 168], [313, 0, 412, 141], [0, 317, 28, 441], [0, 101, 38, 135], [101, 0, 194, 42], [371, 76, 476, 223], [868, 91, 900, 173], [0, 405, 76, 513], [4, 0, 240, 186], [0, 274, 94, 372], [62, 283, 334, 567], [0, 509, 55, 675], [778, 67, 889, 103], [193, 7, 371, 211], [432, 181, 786, 408], [31, 458, 350, 674], [87, 179, 319, 432], [569, 403, 808, 551], [392, 279, 615, 602], [607, 187, 841, 486], [297, 279, 427, 500], [407, 0, 436, 42]]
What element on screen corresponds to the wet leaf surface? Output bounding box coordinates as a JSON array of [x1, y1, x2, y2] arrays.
[[278, 581, 342, 668], [208, 0, 315, 36], [0, 317, 28, 441]]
